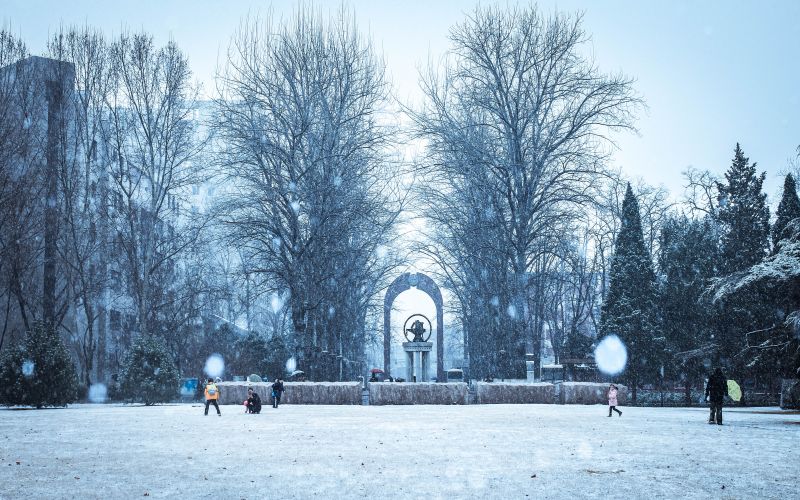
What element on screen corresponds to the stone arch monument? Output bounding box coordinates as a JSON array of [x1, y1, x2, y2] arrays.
[[384, 272, 444, 382]]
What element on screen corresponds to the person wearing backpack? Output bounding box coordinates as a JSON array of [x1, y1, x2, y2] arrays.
[[271, 378, 285, 408], [204, 378, 222, 416]]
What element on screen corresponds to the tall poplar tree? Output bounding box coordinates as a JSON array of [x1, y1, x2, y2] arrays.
[[716, 143, 770, 274], [658, 216, 718, 404], [772, 173, 800, 250], [600, 184, 659, 402]]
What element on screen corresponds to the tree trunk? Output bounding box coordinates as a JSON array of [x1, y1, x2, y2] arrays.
[[43, 80, 64, 328]]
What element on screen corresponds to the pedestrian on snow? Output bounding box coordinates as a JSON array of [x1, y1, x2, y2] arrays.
[[245, 387, 262, 414], [705, 367, 728, 425], [271, 378, 285, 408], [608, 384, 622, 417], [204, 378, 221, 416]]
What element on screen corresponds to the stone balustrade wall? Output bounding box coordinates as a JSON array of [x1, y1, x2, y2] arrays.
[[474, 382, 555, 404], [215, 382, 361, 405], [559, 382, 628, 405], [368, 382, 468, 405]]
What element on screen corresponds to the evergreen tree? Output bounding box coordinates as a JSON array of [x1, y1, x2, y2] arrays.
[[772, 173, 800, 250], [232, 331, 271, 377], [716, 143, 770, 274], [714, 144, 772, 374], [120, 335, 180, 405], [196, 323, 239, 378], [264, 334, 291, 381], [658, 216, 718, 404], [600, 184, 660, 403], [0, 322, 79, 408]]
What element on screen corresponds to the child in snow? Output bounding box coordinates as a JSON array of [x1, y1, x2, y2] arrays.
[[204, 378, 221, 416], [608, 384, 622, 417]]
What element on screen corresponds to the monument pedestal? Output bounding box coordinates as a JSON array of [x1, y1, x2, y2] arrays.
[[403, 341, 433, 382], [526, 353, 537, 381]]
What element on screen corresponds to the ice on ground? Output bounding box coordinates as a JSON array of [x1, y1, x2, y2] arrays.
[[0, 404, 797, 499]]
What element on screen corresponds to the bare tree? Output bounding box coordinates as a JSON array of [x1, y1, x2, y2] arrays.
[[0, 30, 38, 349], [104, 32, 206, 340], [683, 166, 719, 218], [0, 33, 73, 346], [214, 8, 403, 379], [45, 26, 114, 386], [413, 5, 641, 378]]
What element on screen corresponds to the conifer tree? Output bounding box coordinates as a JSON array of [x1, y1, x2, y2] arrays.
[[716, 143, 770, 274], [658, 216, 718, 404], [0, 322, 79, 408], [120, 335, 180, 405], [772, 173, 800, 249], [601, 184, 659, 403]]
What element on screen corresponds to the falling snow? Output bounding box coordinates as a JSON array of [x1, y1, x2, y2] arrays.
[[594, 335, 628, 376], [203, 354, 225, 379]]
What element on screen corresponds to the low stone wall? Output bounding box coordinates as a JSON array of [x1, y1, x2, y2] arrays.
[[559, 382, 628, 405], [368, 382, 468, 405], [216, 382, 361, 405], [474, 382, 554, 404]]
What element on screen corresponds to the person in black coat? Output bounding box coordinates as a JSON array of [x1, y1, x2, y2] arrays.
[[271, 378, 285, 408], [705, 367, 728, 425], [246, 387, 262, 414]]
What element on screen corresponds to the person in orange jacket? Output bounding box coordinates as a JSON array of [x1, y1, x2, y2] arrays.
[[204, 378, 221, 416]]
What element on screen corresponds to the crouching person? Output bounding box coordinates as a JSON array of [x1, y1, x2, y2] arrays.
[[246, 387, 262, 414]]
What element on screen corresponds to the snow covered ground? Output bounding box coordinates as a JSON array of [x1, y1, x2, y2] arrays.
[[1, 403, 798, 499]]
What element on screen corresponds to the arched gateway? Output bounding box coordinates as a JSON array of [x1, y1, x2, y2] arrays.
[[383, 272, 444, 381]]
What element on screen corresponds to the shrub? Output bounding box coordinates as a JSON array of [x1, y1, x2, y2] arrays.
[[120, 335, 180, 405], [0, 321, 79, 408]]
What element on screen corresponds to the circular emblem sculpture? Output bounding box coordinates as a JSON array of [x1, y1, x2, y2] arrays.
[[403, 314, 432, 343]]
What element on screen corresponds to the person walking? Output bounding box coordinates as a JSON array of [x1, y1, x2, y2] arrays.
[[705, 367, 728, 425], [608, 384, 622, 417], [204, 378, 222, 416], [271, 378, 285, 408]]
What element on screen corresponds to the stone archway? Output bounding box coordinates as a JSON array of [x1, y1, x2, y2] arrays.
[[384, 272, 444, 382]]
